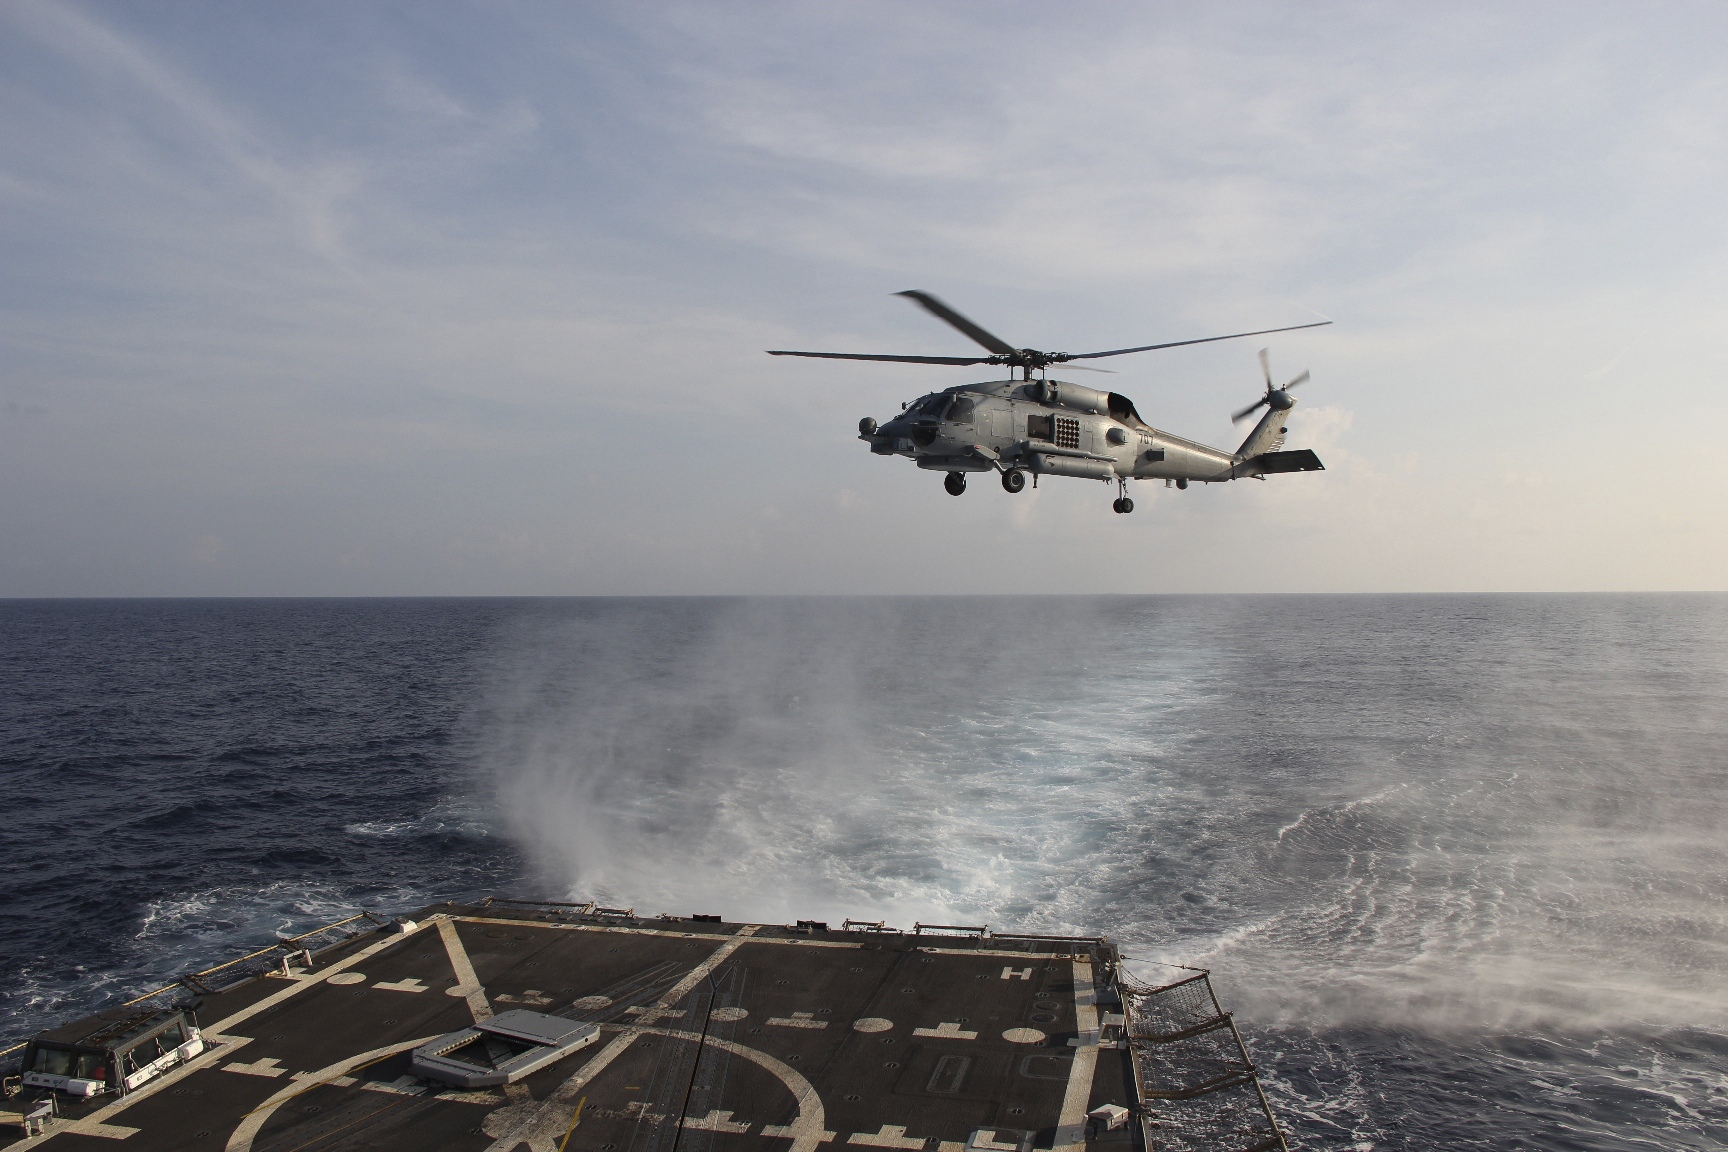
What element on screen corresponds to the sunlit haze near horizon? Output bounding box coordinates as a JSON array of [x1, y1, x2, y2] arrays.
[[3, 1, 1726, 595]]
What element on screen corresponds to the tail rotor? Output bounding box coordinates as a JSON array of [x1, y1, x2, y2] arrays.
[[1232, 348, 1310, 423]]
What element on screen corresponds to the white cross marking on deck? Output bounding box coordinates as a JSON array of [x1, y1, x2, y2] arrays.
[[1001, 966, 1033, 980], [624, 1005, 685, 1022], [373, 977, 429, 993], [768, 1012, 829, 1029], [25, 1117, 142, 1140], [680, 1109, 752, 1133], [912, 1022, 977, 1040], [296, 1073, 357, 1086], [763, 1124, 836, 1142], [361, 1075, 427, 1096], [223, 1057, 289, 1078], [847, 1123, 930, 1149]]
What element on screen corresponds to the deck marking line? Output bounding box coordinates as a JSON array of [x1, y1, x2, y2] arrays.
[[207, 920, 436, 1037], [438, 916, 493, 1022], [224, 1035, 439, 1152], [651, 923, 759, 1010], [1051, 959, 1100, 1152]]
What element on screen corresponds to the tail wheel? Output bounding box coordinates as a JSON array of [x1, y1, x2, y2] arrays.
[[1001, 468, 1026, 494], [944, 472, 967, 496]]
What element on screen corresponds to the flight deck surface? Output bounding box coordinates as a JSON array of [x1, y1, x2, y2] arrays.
[[0, 900, 1284, 1152]]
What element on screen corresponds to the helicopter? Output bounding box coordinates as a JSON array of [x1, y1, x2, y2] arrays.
[[768, 291, 1330, 512]]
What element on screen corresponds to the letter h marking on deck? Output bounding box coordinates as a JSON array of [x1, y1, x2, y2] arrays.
[[1001, 967, 1033, 981]]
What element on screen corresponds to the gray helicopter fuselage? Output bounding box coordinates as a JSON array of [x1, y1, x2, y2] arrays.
[[864, 377, 1292, 484]]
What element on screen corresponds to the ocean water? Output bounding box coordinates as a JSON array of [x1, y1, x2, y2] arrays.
[[2, 595, 1726, 1149]]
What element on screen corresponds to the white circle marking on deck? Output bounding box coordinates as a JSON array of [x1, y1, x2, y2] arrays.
[[710, 1006, 748, 1021], [326, 972, 365, 985], [571, 995, 612, 1010], [852, 1017, 894, 1032], [1001, 1028, 1046, 1044]]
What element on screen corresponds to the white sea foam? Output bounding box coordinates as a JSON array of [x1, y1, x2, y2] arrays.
[[479, 598, 1206, 931], [480, 595, 1728, 1043]]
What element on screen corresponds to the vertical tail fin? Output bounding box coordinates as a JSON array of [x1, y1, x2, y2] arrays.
[[1234, 403, 1290, 459]]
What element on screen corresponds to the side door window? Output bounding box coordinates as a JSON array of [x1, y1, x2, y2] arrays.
[[33, 1047, 76, 1077]]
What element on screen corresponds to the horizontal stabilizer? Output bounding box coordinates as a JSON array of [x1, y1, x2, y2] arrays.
[[1249, 449, 1324, 474]]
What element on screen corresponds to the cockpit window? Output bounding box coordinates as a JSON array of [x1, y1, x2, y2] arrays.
[[911, 394, 947, 416], [946, 397, 975, 423]]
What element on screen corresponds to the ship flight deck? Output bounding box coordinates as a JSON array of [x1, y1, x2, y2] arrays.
[[0, 899, 1285, 1152]]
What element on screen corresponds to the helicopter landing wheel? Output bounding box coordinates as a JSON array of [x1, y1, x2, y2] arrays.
[[944, 472, 967, 496], [1112, 497, 1133, 514], [1001, 468, 1026, 494]]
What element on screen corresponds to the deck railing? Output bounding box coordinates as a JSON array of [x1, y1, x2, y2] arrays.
[[1118, 966, 1289, 1152]]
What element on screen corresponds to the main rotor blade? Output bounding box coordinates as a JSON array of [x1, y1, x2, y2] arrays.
[[895, 290, 1018, 356], [1284, 369, 1311, 390], [1053, 365, 1116, 373], [1065, 319, 1333, 361], [766, 350, 991, 365], [1259, 347, 1272, 389], [1232, 397, 1269, 423]]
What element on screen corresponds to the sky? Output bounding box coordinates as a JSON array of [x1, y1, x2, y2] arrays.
[[2, 1, 1725, 595]]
